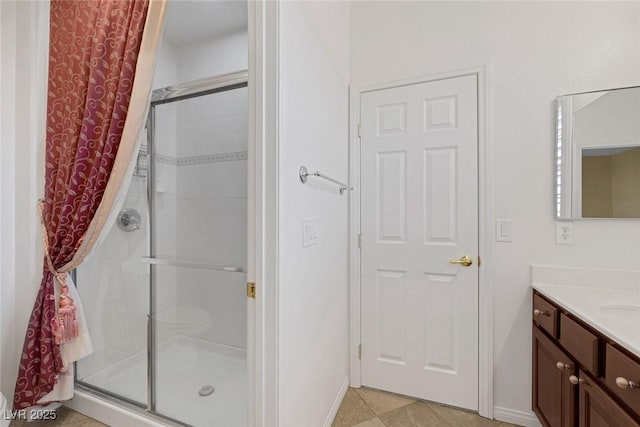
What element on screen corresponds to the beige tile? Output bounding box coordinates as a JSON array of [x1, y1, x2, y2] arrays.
[[333, 389, 377, 427], [378, 401, 450, 427], [353, 417, 387, 427], [497, 423, 524, 427], [425, 402, 500, 427], [354, 387, 415, 416]]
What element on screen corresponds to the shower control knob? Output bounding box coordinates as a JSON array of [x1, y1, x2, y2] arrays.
[[117, 208, 142, 232]]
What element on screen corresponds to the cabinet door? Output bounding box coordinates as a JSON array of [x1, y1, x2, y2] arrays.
[[533, 327, 577, 427], [579, 370, 640, 427]]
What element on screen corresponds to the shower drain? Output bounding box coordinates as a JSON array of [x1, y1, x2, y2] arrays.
[[198, 385, 215, 397]]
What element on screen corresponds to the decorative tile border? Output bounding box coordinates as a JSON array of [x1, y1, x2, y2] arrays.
[[155, 151, 248, 166]]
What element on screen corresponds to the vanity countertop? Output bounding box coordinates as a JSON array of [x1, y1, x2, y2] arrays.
[[532, 282, 640, 358]]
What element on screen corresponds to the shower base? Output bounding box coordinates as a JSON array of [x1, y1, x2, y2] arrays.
[[80, 335, 246, 427]]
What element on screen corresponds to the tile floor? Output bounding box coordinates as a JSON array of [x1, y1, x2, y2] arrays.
[[332, 388, 522, 427], [8, 386, 524, 427]]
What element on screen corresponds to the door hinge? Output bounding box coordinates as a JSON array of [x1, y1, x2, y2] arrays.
[[357, 123, 362, 138], [358, 233, 362, 249], [358, 344, 362, 359], [247, 282, 256, 299]]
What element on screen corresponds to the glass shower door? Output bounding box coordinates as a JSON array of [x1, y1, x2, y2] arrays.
[[75, 147, 150, 407], [147, 84, 248, 427]]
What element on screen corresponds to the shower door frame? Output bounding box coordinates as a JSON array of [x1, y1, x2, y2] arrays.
[[74, 70, 251, 427]]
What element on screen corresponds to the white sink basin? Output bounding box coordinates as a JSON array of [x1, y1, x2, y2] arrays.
[[599, 304, 640, 323]]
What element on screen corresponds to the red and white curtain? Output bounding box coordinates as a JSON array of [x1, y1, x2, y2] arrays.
[[14, 0, 165, 409]]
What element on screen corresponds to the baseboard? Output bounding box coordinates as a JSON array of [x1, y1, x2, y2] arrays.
[[493, 406, 542, 427], [323, 376, 349, 427]]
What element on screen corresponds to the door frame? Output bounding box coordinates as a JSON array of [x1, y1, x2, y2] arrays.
[[248, 0, 280, 426], [348, 66, 494, 419]]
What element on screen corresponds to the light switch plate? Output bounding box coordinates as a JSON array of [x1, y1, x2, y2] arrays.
[[302, 217, 319, 247], [496, 219, 512, 242]]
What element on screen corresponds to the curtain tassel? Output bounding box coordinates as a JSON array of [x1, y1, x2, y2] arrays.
[[52, 280, 79, 345]]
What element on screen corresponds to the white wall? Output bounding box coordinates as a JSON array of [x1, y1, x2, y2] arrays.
[[277, 2, 351, 426], [176, 29, 248, 83], [0, 0, 49, 406], [0, 0, 9, 401], [350, 1, 640, 421]]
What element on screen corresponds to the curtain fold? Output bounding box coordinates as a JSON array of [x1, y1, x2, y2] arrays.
[[14, 0, 165, 409]]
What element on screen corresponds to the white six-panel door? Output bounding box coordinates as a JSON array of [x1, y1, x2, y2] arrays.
[[360, 75, 479, 410]]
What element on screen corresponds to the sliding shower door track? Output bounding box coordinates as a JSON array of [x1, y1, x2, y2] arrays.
[[74, 382, 191, 427]]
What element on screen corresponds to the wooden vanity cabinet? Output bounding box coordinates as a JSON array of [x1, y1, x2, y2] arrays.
[[532, 290, 640, 427], [533, 327, 576, 427]]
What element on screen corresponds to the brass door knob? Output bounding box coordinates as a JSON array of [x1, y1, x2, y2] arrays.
[[533, 309, 550, 317], [556, 362, 571, 371], [449, 255, 473, 267]]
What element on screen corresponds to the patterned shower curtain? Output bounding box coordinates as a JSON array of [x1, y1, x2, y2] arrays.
[[14, 0, 165, 409]]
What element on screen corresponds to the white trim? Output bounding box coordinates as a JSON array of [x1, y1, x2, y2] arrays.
[[348, 66, 494, 418], [249, 1, 279, 426], [493, 406, 542, 427], [348, 85, 362, 388], [476, 65, 495, 419], [322, 376, 349, 427]]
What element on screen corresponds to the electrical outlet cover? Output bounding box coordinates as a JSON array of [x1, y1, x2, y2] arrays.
[[555, 222, 574, 245]]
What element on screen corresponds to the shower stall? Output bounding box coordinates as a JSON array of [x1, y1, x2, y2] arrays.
[[74, 71, 249, 427]]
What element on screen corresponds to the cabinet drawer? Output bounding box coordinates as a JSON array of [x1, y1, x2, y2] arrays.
[[559, 313, 599, 375], [533, 293, 558, 338], [605, 344, 640, 415]]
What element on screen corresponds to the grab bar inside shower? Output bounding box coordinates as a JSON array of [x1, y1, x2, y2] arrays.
[[141, 257, 245, 273]]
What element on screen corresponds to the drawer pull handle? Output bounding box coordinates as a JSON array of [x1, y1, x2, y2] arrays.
[[533, 309, 550, 317], [569, 375, 584, 385], [615, 377, 637, 390], [556, 362, 571, 371]]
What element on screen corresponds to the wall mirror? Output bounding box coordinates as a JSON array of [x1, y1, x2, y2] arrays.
[[556, 86, 640, 219]]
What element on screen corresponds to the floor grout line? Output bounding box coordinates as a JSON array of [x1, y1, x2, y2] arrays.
[[351, 390, 379, 424]]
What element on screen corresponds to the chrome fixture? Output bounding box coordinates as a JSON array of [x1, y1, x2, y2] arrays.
[[141, 257, 245, 273], [299, 165, 353, 195], [117, 208, 142, 232], [198, 385, 215, 396]]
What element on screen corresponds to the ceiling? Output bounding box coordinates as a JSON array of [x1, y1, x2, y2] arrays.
[[162, 0, 248, 47]]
